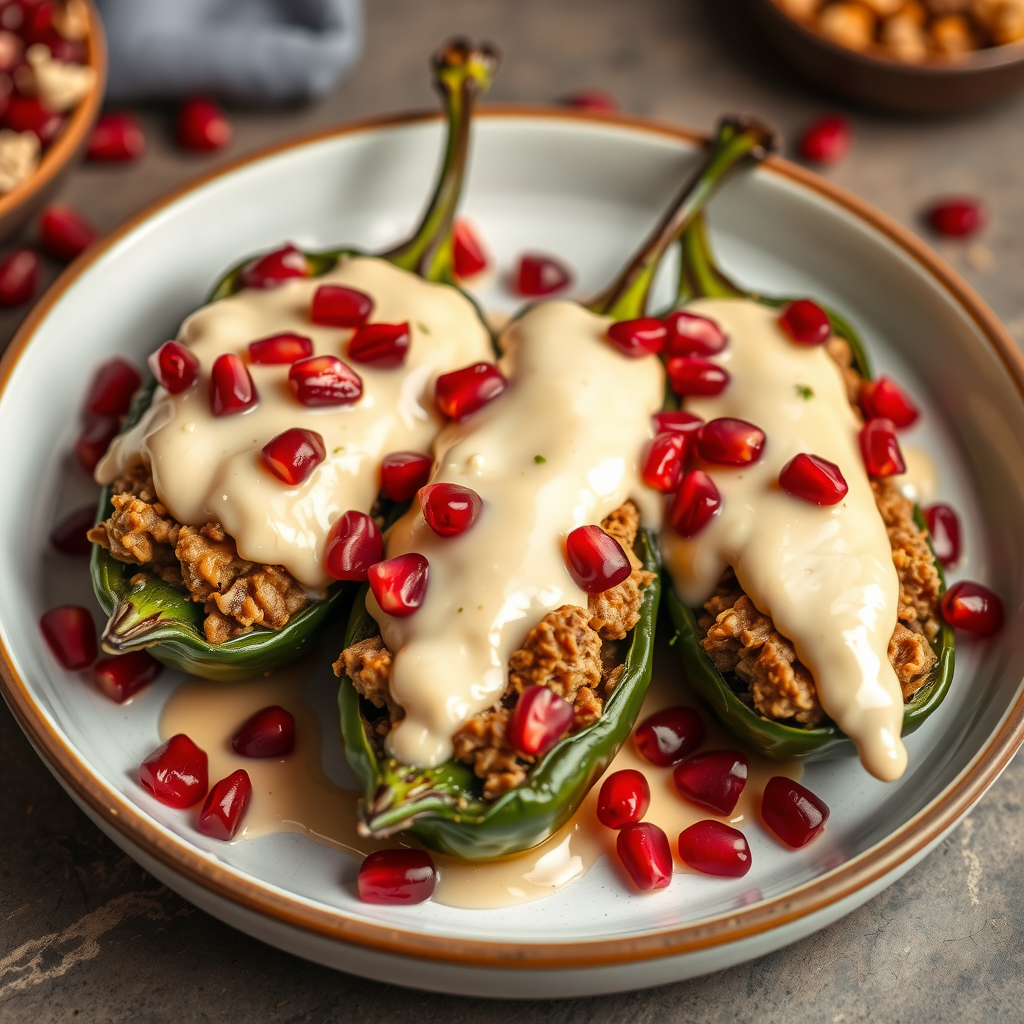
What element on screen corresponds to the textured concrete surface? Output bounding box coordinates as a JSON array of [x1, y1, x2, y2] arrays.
[[2, 0, 1024, 1020]]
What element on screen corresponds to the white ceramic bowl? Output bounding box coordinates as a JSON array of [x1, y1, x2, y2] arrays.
[[1, 110, 1023, 999]]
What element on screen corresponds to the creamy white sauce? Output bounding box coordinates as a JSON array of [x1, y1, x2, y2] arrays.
[[370, 301, 665, 768], [660, 298, 907, 781], [96, 256, 493, 590]]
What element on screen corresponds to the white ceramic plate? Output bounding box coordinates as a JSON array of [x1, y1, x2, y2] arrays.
[[2, 111, 1023, 999]]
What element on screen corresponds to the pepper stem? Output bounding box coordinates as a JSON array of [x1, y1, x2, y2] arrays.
[[383, 39, 500, 283], [676, 212, 747, 304], [588, 116, 776, 321]]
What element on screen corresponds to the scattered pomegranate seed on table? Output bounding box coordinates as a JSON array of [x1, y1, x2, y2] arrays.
[[616, 821, 673, 891], [40, 605, 96, 669], [288, 355, 362, 407], [6, 95, 63, 144], [149, 340, 199, 393], [324, 510, 383, 581], [672, 749, 749, 815], [564, 525, 631, 593], [368, 553, 429, 617], [606, 317, 667, 358], [508, 685, 575, 757], [232, 705, 296, 758], [177, 96, 232, 152], [641, 432, 687, 493], [696, 418, 766, 466], [86, 111, 145, 162], [634, 706, 705, 767], [419, 482, 482, 537], [927, 197, 985, 238], [209, 353, 258, 416], [261, 428, 326, 486], [924, 503, 961, 567], [0, 247, 40, 305], [348, 322, 411, 368], [666, 356, 730, 397], [778, 453, 848, 506], [311, 284, 373, 327], [198, 770, 252, 840], [663, 310, 728, 356], [39, 205, 97, 261], [562, 89, 618, 112], [85, 357, 141, 417], [596, 769, 650, 829], [93, 651, 162, 703], [860, 376, 919, 428], [799, 114, 851, 164], [241, 245, 310, 289], [668, 470, 722, 538], [859, 417, 905, 476], [49, 505, 95, 556], [514, 253, 572, 297], [248, 332, 313, 365], [677, 820, 752, 877], [358, 849, 437, 905], [761, 776, 829, 848], [941, 581, 1004, 636], [652, 409, 704, 436], [380, 451, 433, 502], [452, 218, 489, 279], [778, 299, 830, 346], [75, 416, 119, 471], [435, 362, 507, 420], [139, 734, 208, 808]]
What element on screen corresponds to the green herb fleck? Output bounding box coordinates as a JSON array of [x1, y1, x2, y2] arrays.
[[332, 446, 345, 454], [534, 454, 547, 464], [669, 633, 679, 646], [458, 607, 463, 613], [417, 322, 431, 335], [795, 384, 814, 400]]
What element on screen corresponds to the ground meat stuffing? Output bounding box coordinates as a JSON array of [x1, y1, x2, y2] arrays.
[[89, 465, 309, 643]]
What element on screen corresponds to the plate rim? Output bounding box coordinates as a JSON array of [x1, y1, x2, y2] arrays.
[[2, 106, 1023, 970]]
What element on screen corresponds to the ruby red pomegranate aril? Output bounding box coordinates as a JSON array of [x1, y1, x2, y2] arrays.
[[75, 416, 119, 471], [799, 114, 851, 164], [288, 355, 362, 406], [514, 253, 572, 297], [761, 776, 829, 848], [778, 299, 830, 346], [149, 340, 199, 394], [324, 510, 383, 581], [668, 470, 722, 538], [310, 284, 373, 327], [261, 428, 326, 486], [616, 821, 673, 891], [40, 606, 96, 669], [358, 849, 437, 905], [93, 651, 162, 703], [139, 734, 208, 808], [924, 503, 961, 567], [248, 332, 313, 365], [564, 525, 631, 593], [240, 245, 310, 289], [653, 409, 704, 437], [860, 376, 919, 428], [677, 820, 752, 878], [508, 685, 575, 757], [663, 310, 728, 357], [348, 322, 411, 368], [7, 95, 63, 145], [779, 453, 848, 506], [198, 769, 252, 840], [666, 356, 730, 397], [562, 88, 618, 112], [177, 96, 232, 151], [419, 482, 482, 537], [453, 218, 489, 278], [39, 205, 97, 261], [941, 580, 1004, 637], [696, 417, 765, 466], [927, 197, 984, 238], [50, 505, 95, 556], [85, 357, 141, 417], [87, 111, 145, 162], [596, 769, 651, 829], [380, 451, 433, 501], [231, 705, 296, 758], [435, 362, 507, 420], [368, 553, 429, 617], [672, 749, 748, 815], [0, 247, 39, 305], [634, 706, 705, 767], [642, 432, 687, 493], [606, 317, 667, 358], [210, 353, 258, 416], [859, 417, 905, 476]]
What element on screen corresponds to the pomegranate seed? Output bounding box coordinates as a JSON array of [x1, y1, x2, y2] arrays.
[[419, 482, 482, 537], [85, 357, 141, 417], [0, 246, 39, 305], [380, 451, 432, 502], [634, 706, 705, 767], [348, 322, 411, 368], [924, 503, 961, 567], [778, 453, 848, 506], [941, 580, 1004, 637], [565, 525, 631, 593], [664, 310, 728, 357], [799, 114, 851, 164], [23, 2, 57, 41], [562, 88, 618, 112], [666, 356, 729, 397], [859, 417, 905, 477], [514, 253, 572, 297], [210, 353, 258, 416], [86, 111, 145, 162], [75, 416, 119, 472], [672, 749, 748, 815], [93, 651, 162, 703], [198, 769, 252, 840], [139, 734, 208, 809], [148, 340, 199, 394], [761, 776, 829, 848], [508, 685, 575, 757], [435, 362, 507, 420], [779, 300, 830, 346], [40, 605, 96, 669], [358, 849, 437, 904], [50, 505, 95, 556], [453, 218, 489, 278], [289, 355, 362, 407], [677, 820, 752, 877], [6, 95, 63, 145], [616, 821, 673, 891], [669, 470, 721, 537], [261, 428, 325, 486], [324, 510, 383, 581], [596, 769, 650, 829], [642, 432, 687, 493], [653, 410, 704, 436], [240, 245, 310, 289], [231, 705, 296, 758], [860, 376, 919, 428], [310, 284, 373, 327], [177, 96, 232, 152], [248, 332, 312, 365], [368, 553, 429, 617], [606, 317, 667, 358], [927, 197, 984, 238], [696, 418, 765, 467], [39, 205, 97, 261]]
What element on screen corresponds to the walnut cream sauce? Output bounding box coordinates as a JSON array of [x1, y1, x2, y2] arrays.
[[368, 301, 665, 768], [661, 298, 908, 782], [95, 256, 493, 590]]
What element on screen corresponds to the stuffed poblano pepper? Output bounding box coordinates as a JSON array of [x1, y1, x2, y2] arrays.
[[88, 40, 500, 682], [659, 212, 954, 778], [336, 117, 777, 860]]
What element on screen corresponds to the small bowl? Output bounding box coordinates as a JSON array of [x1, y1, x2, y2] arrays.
[[749, 0, 1024, 113], [0, 0, 107, 244]]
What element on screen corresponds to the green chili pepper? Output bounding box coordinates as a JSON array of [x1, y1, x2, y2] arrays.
[[665, 212, 955, 761], [337, 117, 778, 859], [90, 41, 500, 682]]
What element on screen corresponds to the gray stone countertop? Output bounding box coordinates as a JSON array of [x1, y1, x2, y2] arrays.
[[2, 1, 1022, 1020]]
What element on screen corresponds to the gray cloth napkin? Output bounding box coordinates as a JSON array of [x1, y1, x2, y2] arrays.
[[95, 0, 365, 103]]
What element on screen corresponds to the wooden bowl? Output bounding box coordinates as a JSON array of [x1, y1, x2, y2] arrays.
[[0, 0, 107, 244], [749, 0, 1024, 113]]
